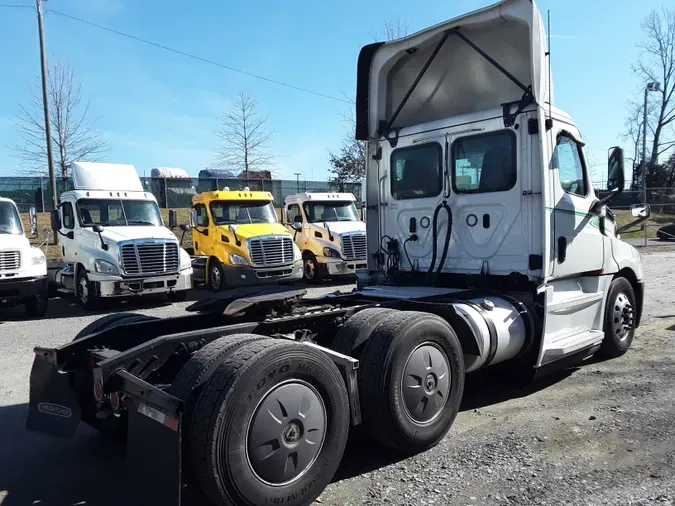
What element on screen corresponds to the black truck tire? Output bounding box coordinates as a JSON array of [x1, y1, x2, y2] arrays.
[[25, 293, 48, 317], [302, 252, 323, 283], [331, 307, 394, 359], [599, 277, 637, 358], [76, 269, 99, 310], [169, 334, 269, 426], [209, 258, 226, 292], [189, 339, 350, 506], [359, 311, 465, 456]]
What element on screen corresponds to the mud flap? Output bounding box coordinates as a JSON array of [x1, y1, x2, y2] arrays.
[[127, 400, 182, 506], [25, 355, 81, 437]]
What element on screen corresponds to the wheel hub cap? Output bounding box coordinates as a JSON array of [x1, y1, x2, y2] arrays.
[[211, 267, 220, 288], [247, 381, 326, 485], [612, 293, 634, 341], [304, 259, 315, 279], [402, 343, 451, 424], [80, 278, 88, 303]]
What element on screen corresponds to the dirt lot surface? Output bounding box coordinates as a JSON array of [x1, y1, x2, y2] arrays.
[[0, 252, 673, 506]]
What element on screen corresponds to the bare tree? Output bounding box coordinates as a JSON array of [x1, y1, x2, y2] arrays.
[[624, 8, 675, 170], [12, 61, 109, 178], [372, 16, 410, 41], [214, 91, 278, 179]]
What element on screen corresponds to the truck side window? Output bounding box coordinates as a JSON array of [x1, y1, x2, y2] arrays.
[[62, 203, 75, 229], [194, 204, 209, 227], [452, 130, 516, 193], [390, 143, 442, 200], [288, 204, 302, 223], [555, 134, 588, 197]]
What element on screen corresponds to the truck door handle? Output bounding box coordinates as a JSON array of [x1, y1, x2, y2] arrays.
[[557, 236, 567, 263]]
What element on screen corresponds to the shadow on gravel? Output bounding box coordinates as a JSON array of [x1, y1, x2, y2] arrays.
[[0, 363, 579, 504], [459, 366, 576, 411]]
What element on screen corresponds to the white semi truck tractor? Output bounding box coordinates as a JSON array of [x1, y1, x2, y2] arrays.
[[47, 162, 193, 309], [26, 1, 650, 505], [0, 198, 48, 317]]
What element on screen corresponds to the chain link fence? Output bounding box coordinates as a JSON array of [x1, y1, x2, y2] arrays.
[[0, 176, 362, 211]]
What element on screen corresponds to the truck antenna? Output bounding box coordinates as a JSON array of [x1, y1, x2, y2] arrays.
[[547, 9, 552, 125]]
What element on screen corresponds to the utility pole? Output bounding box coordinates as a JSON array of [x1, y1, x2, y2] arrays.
[[294, 172, 301, 193], [36, 0, 57, 212], [642, 81, 660, 247]]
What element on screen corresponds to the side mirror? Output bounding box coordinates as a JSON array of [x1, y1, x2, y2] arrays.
[[179, 224, 191, 232], [229, 224, 241, 246], [607, 146, 625, 192], [29, 205, 38, 237], [631, 203, 651, 219], [282, 208, 288, 224], [189, 209, 198, 228], [292, 220, 303, 231], [50, 209, 61, 230], [92, 225, 108, 251], [168, 209, 177, 228]]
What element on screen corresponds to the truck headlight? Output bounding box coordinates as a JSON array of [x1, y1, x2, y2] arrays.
[[229, 253, 249, 265], [293, 244, 302, 261], [31, 253, 46, 265], [180, 248, 192, 269], [323, 247, 341, 258], [94, 259, 119, 275]]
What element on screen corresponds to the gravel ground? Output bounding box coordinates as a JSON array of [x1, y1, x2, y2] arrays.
[[0, 254, 674, 506]]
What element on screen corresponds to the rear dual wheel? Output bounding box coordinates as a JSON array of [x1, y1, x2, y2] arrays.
[[333, 308, 465, 455], [187, 338, 349, 506]]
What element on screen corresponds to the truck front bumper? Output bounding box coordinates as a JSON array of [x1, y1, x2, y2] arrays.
[[222, 261, 303, 287], [0, 275, 48, 304], [317, 257, 368, 276], [92, 268, 193, 298]]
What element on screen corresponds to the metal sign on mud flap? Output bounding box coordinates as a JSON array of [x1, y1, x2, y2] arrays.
[[37, 402, 73, 418]]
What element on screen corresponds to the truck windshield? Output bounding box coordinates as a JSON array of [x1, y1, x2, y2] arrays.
[[303, 201, 359, 222], [77, 199, 163, 227], [210, 201, 278, 225], [0, 201, 23, 235]]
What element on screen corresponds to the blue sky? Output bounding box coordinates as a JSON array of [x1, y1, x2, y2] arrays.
[[0, 0, 667, 181]]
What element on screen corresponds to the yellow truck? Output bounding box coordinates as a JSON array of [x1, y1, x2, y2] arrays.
[[188, 188, 303, 290]]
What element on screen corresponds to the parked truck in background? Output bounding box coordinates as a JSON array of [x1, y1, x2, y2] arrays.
[[47, 162, 193, 309], [283, 192, 367, 282], [188, 188, 303, 290], [0, 198, 48, 317], [25, 1, 651, 506]]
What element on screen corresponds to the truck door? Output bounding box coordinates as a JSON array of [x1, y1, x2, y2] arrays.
[[286, 203, 306, 249], [59, 200, 77, 263], [550, 127, 604, 277], [192, 203, 212, 256]]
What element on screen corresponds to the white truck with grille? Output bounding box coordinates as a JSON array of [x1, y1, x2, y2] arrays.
[[0, 198, 48, 317], [47, 162, 193, 309], [283, 192, 367, 282]]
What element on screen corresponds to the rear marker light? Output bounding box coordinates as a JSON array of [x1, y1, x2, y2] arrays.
[[93, 380, 104, 402]]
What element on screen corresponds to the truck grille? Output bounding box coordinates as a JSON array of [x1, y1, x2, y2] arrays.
[[248, 236, 294, 267], [341, 233, 367, 260], [120, 241, 179, 276], [0, 250, 21, 271]]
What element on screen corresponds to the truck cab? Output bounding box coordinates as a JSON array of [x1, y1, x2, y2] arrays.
[[283, 192, 367, 282], [48, 162, 193, 309], [357, 0, 646, 369], [189, 188, 303, 291], [0, 198, 48, 317]]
